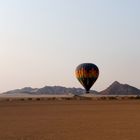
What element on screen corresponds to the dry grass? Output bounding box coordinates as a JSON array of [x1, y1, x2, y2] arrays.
[[0, 99, 140, 140]]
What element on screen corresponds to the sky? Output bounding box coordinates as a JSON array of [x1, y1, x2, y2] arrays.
[[0, 0, 140, 92]]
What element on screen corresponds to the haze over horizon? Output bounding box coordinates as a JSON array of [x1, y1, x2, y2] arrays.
[[0, 0, 140, 92]]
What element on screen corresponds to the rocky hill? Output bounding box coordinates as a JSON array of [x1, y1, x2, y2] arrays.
[[100, 81, 140, 95]]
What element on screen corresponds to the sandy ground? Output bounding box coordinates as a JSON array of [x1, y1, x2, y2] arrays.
[[0, 100, 140, 140]]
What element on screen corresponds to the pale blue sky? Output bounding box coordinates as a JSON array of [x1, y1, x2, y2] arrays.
[[0, 0, 140, 92]]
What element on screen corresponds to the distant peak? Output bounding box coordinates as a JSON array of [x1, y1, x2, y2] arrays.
[[22, 87, 32, 90], [112, 81, 120, 85]]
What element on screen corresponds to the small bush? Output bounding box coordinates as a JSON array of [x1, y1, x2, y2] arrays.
[[20, 98, 25, 101], [135, 96, 140, 99], [36, 98, 41, 101], [108, 96, 117, 100], [27, 98, 33, 101]]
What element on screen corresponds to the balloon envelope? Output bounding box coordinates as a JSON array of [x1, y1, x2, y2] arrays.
[[75, 63, 99, 93]]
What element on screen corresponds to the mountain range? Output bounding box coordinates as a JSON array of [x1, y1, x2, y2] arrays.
[[2, 81, 140, 95]]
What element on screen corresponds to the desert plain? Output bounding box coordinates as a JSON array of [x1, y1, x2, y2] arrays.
[[0, 98, 140, 140]]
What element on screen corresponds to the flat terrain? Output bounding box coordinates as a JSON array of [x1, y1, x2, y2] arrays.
[[0, 100, 140, 140]]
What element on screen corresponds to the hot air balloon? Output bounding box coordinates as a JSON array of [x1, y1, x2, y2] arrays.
[[75, 63, 99, 93]]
